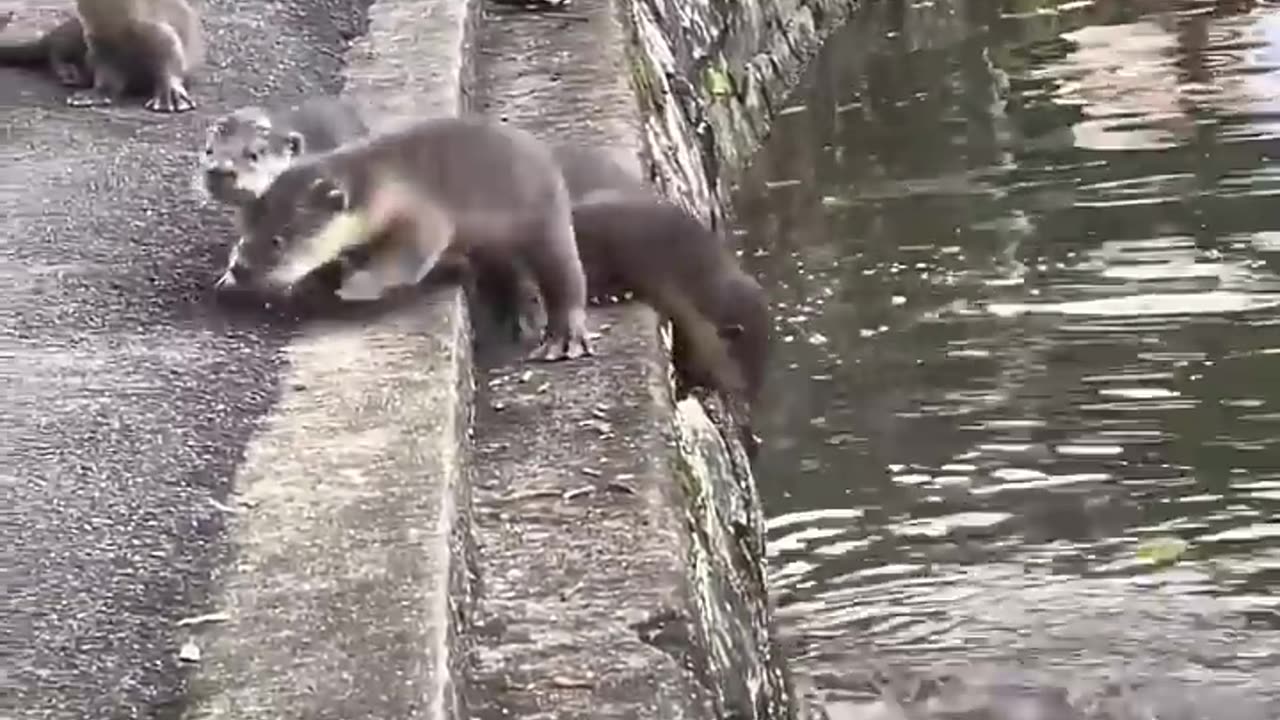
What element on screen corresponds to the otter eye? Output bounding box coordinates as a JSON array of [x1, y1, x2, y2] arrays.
[[271, 235, 285, 248], [204, 147, 213, 156], [246, 150, 260, 162]]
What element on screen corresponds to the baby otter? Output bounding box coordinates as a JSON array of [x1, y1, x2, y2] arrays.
[[201, 98, 370, 208]]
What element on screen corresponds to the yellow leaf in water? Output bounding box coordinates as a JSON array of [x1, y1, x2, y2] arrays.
[[1136, 536, 1189, 566]]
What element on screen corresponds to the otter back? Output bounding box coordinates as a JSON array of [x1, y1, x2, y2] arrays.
[[570, 197, 772, 406], [282, 97, 369, 153], [552, 144, 651, 205]]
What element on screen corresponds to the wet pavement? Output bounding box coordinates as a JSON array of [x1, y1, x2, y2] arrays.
[[0, 0, 368, 714], [735, 0, 1280, 716]]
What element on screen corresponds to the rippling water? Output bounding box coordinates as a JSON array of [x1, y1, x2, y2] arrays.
[[734, 0, 1280, 716]]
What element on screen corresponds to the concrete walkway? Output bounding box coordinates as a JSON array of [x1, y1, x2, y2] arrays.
[[463, 8, 716, 717], [1, 0, 395, 714], [1, 0, 472, 713]]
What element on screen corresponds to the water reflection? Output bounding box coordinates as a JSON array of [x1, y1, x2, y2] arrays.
[[734, 0, 1280, 715]]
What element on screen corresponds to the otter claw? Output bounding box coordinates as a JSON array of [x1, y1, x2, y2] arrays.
[[526, 341, 554, 362], [567, 338, 592, 360], [146, 86, 195, 113], [527, 333, 593, 362]]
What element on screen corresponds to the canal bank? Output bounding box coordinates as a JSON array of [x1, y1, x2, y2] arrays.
[[182, 0, 858, 717]]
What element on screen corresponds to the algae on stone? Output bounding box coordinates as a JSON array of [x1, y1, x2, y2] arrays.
[[619, 0, 865, 717]]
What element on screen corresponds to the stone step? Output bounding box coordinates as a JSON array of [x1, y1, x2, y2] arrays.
[[462, 2, 725, 718], [183, 0, 477, 715]]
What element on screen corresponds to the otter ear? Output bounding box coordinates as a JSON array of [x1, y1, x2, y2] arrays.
[[285, 131, 305, 157], [308, 176, 349, 211]]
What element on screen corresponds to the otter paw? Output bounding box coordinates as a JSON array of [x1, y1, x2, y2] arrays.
[[335, 269, 387, 302], [564, 334, 593, 360], [527, 332, 592, 362], [515, 312, 545, 344], [146, 85, 195, 113], [66, 90, 112, 108], [526, 340, 555, 362], [527, 336, 568, 362]]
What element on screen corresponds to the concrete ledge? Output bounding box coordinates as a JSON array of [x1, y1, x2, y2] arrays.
[[186, 299, 473, 719], [182, 0, 480, 715], [464, 0, 856, 718], [466, 2, 713, 716], [468, 305, 716, 718]]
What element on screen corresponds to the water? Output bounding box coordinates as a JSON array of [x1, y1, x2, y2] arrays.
[[733, 0, 1280, 716]]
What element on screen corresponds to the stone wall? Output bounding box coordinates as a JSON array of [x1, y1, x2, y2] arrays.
[[627, 0, 860, 227], [621, 0, 861, 716]]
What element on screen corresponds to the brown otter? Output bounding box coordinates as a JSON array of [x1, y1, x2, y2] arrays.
[[200, 98, 372, 208], [217, 115, 593, 362], [570, 196, 771, 410]]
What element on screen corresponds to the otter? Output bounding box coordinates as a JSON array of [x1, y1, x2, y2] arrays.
[[460, 143, 655, 338], [67, 0, 203, 113], [451, 144, 771, 414], [207, 140, 652, 338], [493, 145, 769, 404], [216, 115, 593, 362], [570, 197, 771, 409], [201, 98, 370, 208], [462, 186, 773, 453]]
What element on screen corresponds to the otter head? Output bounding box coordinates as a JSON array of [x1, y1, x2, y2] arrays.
[[215, 165, 371, 297], [201, 108, 308, 207]]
